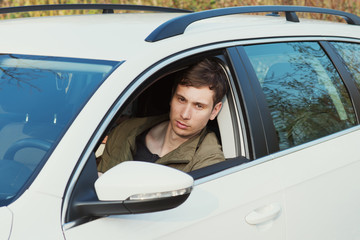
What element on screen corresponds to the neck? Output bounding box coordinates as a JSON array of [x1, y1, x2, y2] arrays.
[[146, 121, 185, 157], [162, 123, 189, 155], [147, 121, 199, 157]]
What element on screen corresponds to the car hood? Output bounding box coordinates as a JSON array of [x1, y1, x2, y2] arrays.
[[0, 207, 13, 239]]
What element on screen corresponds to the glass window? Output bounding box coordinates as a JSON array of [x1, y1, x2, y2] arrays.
[[244, 42, 356, 150], [331, 42, 360, 91], [0, 54, 120, 206]]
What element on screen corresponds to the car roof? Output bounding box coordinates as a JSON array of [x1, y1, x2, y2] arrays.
[[0, 13, 180, 61], [1, 6, 360, 61]]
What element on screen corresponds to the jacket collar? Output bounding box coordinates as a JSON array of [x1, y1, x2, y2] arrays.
[[155, 127, 208, 165], [128, 114, 208, 165]]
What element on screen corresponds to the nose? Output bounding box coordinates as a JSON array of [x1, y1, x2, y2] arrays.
[[180, 104, 191, 120]]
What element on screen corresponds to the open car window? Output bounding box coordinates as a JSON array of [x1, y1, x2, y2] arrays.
[[95, 54, 240, 177]]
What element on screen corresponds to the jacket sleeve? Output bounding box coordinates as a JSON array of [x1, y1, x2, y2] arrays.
[[97, 118, 137, 172]]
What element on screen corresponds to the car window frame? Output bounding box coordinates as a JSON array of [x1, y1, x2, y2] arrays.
[[62, 47, 244, 229]]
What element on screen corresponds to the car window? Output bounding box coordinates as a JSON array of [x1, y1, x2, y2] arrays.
[[331, 42, 360, 91], [244, 42, 356, 150], [95, 55, 239, 176], [0, 54, 120, 206]]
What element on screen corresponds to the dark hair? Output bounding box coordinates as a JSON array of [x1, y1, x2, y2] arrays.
[[175, 58, 228, 106]]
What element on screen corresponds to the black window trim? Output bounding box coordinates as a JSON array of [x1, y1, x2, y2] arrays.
[[320, 41, 360, 123], [227, 46, 279, 159]]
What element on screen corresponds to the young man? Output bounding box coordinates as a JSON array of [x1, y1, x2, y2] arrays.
[[97, 58, 228, 173]]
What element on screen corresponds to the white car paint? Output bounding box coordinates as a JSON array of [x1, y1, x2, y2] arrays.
[[7, 191, 64, 239], [0, 207, 12, 240], [1, 14, 360, 61]]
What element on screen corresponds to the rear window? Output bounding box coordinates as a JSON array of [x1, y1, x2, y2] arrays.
[[331, 42, 360, 91], [0, 54, 120, 206], [244, 42, 356, 150]]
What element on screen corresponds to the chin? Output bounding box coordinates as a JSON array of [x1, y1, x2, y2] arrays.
[[174, 131, 191, 139], [175, 129, 202, 140]]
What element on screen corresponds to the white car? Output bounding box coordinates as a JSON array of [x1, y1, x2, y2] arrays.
[[1, 4, 360, 240]]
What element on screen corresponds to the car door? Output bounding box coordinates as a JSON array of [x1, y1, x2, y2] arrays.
[[64, 159, 287, 240], [62, 50, 287, 240], [241, 40, 360, 239]]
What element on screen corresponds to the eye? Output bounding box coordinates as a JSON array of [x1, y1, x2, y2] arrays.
[[178, 96, 185, 103], [195, 103, 204, 109]]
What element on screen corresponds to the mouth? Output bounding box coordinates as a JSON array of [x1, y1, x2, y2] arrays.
[[176, 120, 188, 130]]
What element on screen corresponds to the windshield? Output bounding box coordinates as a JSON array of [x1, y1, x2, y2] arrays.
[[0, 54, 120, 206]]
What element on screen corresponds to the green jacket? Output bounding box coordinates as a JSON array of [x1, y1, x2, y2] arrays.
[[97, 115, 225, 173]]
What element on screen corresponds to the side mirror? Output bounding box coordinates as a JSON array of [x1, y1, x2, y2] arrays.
[[75, 161, 193, 217]]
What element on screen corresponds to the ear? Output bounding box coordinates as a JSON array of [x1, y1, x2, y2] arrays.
[[209, 102, 222, 120]]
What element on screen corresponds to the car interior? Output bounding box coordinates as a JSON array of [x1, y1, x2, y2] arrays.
[[95, 54, 247, 179]]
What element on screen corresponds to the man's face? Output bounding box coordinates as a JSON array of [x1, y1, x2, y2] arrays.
[[169, 84, 222, 139]]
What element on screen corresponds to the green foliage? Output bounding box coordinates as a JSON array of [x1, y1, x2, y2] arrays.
[[0, 0, 359, 19]]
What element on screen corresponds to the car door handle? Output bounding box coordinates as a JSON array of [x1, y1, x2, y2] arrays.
[[245, 203, 281, 225]]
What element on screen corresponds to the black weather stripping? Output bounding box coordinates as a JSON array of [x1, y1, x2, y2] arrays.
[[145, 5, 360, 42], [0, 4, 192, 15]]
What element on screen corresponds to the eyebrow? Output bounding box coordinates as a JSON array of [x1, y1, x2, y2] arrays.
[[175, 93, 209, 107]]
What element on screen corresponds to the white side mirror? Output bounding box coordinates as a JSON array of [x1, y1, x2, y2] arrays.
[[75, 161, 194, 218], [95, 161, 194, 202]]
